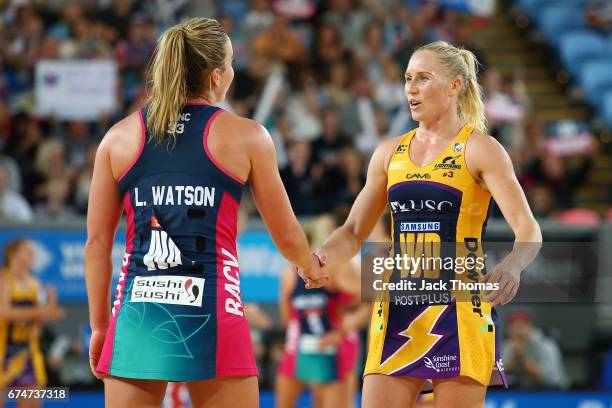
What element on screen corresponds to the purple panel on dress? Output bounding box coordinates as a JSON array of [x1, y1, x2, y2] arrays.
[[379, 302, 461, 378]]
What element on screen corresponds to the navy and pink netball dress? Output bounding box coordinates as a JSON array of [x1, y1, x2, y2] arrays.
[[97, 105, 258, 381]]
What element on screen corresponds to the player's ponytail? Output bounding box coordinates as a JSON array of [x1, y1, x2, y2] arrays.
[[457, 49, 487, 133], [417, 41, 487, 133], [146, 18, 228, 144]]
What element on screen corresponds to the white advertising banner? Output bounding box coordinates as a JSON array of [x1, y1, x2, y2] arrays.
[[35, 60, 117, 120]]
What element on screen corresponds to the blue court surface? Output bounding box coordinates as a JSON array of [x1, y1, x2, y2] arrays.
[[6, 391, 612, 407]]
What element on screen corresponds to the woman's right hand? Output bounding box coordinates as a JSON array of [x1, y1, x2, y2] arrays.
[[296, 253, 329, 289]]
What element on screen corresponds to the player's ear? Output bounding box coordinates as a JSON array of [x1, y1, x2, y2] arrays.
[[450, 76, 463, 97], [210, 68, 221, 88]]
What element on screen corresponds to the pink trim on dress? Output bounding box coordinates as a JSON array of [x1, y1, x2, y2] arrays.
[[118, 110, 146, 183], [97, 192, 135, 373], [214, 192, 258, 377]]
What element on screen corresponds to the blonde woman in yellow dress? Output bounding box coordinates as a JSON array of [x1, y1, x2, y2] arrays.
[[0, 239, 65, 407], [308, 41, 542, 408]]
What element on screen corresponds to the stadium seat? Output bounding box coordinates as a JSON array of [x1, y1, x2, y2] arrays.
[[579, 59, 612, 108], [603, 91, 612, 129], [539, 6, 586, 49], [517, 0, 585, 23], [560, 30, 608, 77]]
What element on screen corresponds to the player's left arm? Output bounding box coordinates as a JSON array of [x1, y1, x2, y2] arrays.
[[84, 136, 123, 335], [466, 133, 542, 306]]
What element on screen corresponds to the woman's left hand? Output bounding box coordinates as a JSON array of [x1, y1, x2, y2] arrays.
[[318, 330, 342, 350]]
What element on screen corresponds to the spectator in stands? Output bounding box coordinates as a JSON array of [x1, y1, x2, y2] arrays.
[[34, 177, 76, 221], [356, 20, 390, 84], [482, 68, 527, 140], [241, 0, 274, 51], [280, 140, 318, 215], [502, 309, 568, 389], [586, 0, 612, 31], [270, 112, 291, 169], [374, 57, 406, 115], [99, 0, 140, 41], [321, 0, 372, 50], [339, 72, 383, 153], [526, 184, 556, 219], [322, 59, 353, 109], [252, 11, 307, 65], [521, 138, 595, 211], [73, 142, 97, 214], [311, 23, 348, 81], [0, 160, 33, 222], [287, 82, 323, 142], [33, 139, 74, 205], [310, 108, 351, 167], [62, 121, 91, 169]]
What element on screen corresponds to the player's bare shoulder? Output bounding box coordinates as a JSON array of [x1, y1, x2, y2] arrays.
[[379, 134, 407, 173], [465, 129, 513, 184], [100, 110, 143, 180], [101, 111, 142, 154], [218, 110, 271, 146], [215, 110, 274, 157], [466, 129, 511, 164]]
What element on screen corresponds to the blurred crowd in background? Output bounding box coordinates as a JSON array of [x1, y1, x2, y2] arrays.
[[0, 0, 608, 223]]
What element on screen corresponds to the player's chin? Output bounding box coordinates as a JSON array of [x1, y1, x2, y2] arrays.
[[409, 110, 424, 122]]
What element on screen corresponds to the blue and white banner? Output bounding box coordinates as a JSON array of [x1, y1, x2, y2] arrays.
[[35, 60, 118, 120], [0, 228, 286, 303]]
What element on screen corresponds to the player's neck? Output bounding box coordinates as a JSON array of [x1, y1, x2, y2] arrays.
[[186, 92, 216, 105], [8, 266, 28, 281], [417, 111, 464, 141]]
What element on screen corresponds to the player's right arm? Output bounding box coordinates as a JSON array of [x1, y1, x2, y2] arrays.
[[316, 138, 397, 269], [247, 122, 327, 287]]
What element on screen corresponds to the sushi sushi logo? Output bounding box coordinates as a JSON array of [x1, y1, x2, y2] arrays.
[[184, 278, 200, 304], [131, 275, 205, 307], [423, 357, 440, 373]]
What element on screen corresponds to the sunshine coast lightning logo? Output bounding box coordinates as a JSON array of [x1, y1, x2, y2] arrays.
[[423, 357, 440, 373]]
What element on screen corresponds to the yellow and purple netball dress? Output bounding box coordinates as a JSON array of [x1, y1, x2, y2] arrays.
[[97, 104, 257, 381], [0, 272, 46, 387], [364, 125, 507, 391]]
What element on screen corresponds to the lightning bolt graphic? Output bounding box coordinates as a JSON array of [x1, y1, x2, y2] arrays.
[[379, 305, 449, 375]]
